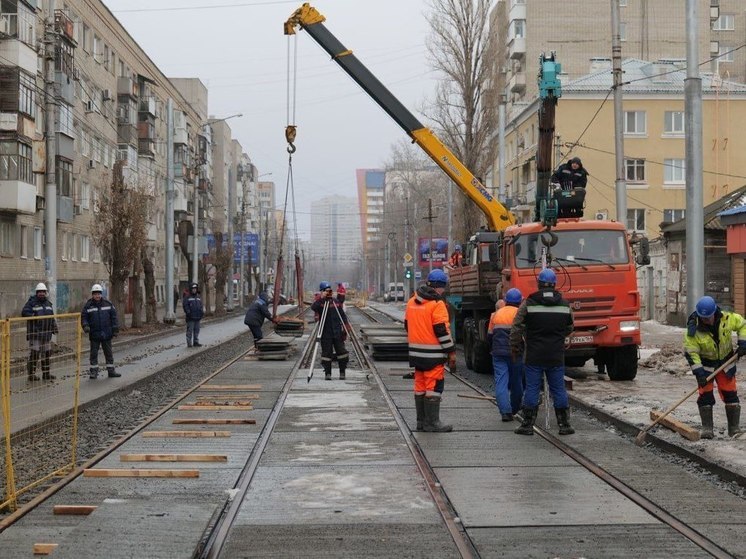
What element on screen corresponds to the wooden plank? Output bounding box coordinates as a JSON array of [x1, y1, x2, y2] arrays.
[[195, 394, 259, 401], [188, 400, 254, 406], [83, 469, 200, 478], [172, 418, 256, 425], [177, 405, 253, 411], [649, 409, 701, 441], [33, 543, 58, 555], [457, 393, 496, 401], [120, 454, 227, 462], [200, 385, 262, 391], [142, 430, 231, 438], [52, 505, 97, 515]]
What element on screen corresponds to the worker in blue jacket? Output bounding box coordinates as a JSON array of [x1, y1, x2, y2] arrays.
[[183, 283, 204, 347], [244, 292, 278, 345], [81, 284, 120, 379], [22, 282, 58, 382]]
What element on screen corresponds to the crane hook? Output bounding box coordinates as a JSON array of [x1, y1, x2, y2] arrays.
[[285, 125, 297, 154]]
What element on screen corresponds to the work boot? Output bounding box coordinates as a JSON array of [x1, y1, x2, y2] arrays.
[[501, 413, 514, 422], [339, 366, 346, 380], [89, 367, 99, 380], [555, 407, 575, 435], [514, 407, 537, 435], [699, 405, 714, 439], [323, 363, 332, 381], [107, 369, 121, 378], [193, 342, 202, 347], [414, 394, 425, 431], [423, 396, 452, 432], [27, 361, 40, 382], [42, 373, 56, 381], [725, 404, 741, 437]]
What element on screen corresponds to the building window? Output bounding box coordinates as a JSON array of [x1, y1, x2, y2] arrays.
[[20, 225, 27, 258], [625, 159, 646, 182], [619, 0, 627, 5], [71, 234, 77, 261], [713, 14, 735, 31], [80, 182, 90, 210], [81, 24, 90, 53], [33, 227, 42, 260], [61, 231, 68, 261], [93, 137, 102, 162], [664, 158, 686, 183], [627, 209, 645, 232], [56, 158, 73, 197], [512, 19, 525, 39], [81, 129, 90, 157], [664, 111, 685, 134], [80, 235, 90, 262], [58, 103, 74, 137], [663, 209, 685, 223], [624, 111, 646, 135], [93, 34, 103, 63], [718, 45, 734, 62], [0, 222, 13, 256], [0, 141, 33, 184], [92, 245, 101, 263]]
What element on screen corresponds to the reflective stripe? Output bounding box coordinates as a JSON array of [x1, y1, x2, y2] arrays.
[[409, 343, 444, 350], [526, 306, 571, 314], [409, 350, 449, 359]]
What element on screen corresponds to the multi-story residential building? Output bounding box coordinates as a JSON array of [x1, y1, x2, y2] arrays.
[[503, 59, 746, 238], [356, 169, 385, 293], [257, 181, 276, 289], [309, 195, 361, 286]]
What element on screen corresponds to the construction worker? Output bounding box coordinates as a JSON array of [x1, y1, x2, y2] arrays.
[[487, 288, 524, 421], [405, 269, 456, 432], [311, 281, 351, 380], [81, 284, 120, 379], [336, 283, 347, 304], [510, 268, 575, 436], [551, 156, 588, 189], [244, 292, 278, 345], [448, 244, 463, 267], [684, 295, 745, 438], [183, 283, 204, 347], [22, 283, 58, 382]]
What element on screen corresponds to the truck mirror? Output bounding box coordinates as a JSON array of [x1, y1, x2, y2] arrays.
[[635, 237, 650, 266]]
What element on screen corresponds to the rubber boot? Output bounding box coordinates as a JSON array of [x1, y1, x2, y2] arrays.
[[555, 407, 575, 435], [89, 366, 99, 379], [699, 405, 714, 439], [514, 407, 537, 435], [323, 362, 332, 381], [41, 352, 55, 380], [107, 367, 121, 378], [414, 394, 425, 431], [725, 404, 741, 437], [423, 396, 452, 432], [339, 362, 346, 380], [27, 360, 40, 382]]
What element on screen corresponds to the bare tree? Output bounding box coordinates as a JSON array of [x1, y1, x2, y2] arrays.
[[90, 160, 149, 328], [206, 231, 233, 316], [425, 0, 498, 239]]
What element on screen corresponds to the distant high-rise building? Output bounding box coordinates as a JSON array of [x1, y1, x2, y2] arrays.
[[310, 195, 361, 286], [356, 169, 385, 253]]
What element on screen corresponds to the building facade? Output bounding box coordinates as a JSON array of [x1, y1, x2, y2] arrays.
[[309, 195, 361, 288]]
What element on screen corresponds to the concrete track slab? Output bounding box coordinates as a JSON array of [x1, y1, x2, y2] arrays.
[[0, 526, 77, 558], [467, 525, 707, 558], [435, 466, 658, 527], [260, 431, 411, 466], [687, 523, 746, 557], [234, 466, 440, 525], [220, 524, 460, 558], [274, 405, 400, 432], [213, 368, 294, 384], [91, 436, 258, 458]]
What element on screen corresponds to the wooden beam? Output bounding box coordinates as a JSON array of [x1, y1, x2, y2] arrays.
[[142, 431, 231, 438], [200, 385, 262, 391], [195, 394, 259, 401], [188, 400, 254, 407], [83, 469, 200, 478], [52, 505, 97, 515], [649, 410, 701, 441], [33, 543, 58, 555], [457, 393, 496, 401], [172, 418, 256, 425], [177, 405, 252, 411], [120, 454, 227, 462]]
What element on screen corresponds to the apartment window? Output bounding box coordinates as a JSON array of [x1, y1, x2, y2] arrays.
[[0, 68, 36, 119], [664, 158, 686, 183], [713, 14, 735, 31], [0, 222, 13, 256], [625, 159, 646, 182], [81, 129, 90, 157], [81, 24, 90, 53], [71, 234, 77, 262], [93, 137, 101, 162], [80, 235, 90, 262], [664, 111, 685, 134], [619, 0, 627, 5], [624, 111, 646, 135], [56, 158, 73, 197], [0, 141, 33, 184], [80, 182, 90, 209], [33, 227, 42, 260], [513, 19, 526, 39], [627, 209, 646, 233], [20, 225, 27, 258], [92, 245, 101, 263], [93, 34, 102, 62], [663, 209, 685, 223], [58, 103, 74, 137], [718, 46, 734, 62]]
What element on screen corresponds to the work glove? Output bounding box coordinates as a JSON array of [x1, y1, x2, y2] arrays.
[[447, 352, 457, 371], [112, 329, 119, 338], [83, 326, 90, 334], [738, 344, 746, 358], [693, 367, 708, 388]]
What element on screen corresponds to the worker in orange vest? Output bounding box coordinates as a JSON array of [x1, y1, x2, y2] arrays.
[[448, 244, 463, 267], [487, 288, 524, 421]]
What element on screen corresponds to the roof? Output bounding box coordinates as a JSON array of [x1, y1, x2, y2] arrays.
[[564, 59, 746, 95], [663, 184, 746, 233]]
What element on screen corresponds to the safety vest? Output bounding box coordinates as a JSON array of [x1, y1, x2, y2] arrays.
[[405, 290, 454, 371], [488, 305, 518, 357], [684, 310, 746, 372]]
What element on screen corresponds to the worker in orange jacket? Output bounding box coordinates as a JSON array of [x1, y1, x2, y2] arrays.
[[487, 288, 524, 421], [405, 269, 455, 432], [448, 244, 463, 267]]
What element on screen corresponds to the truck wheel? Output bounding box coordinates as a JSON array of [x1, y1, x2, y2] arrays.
[[463, 319, 474, 370], [606, 345, 638, 381], [565, 357, 587, 368], [473, 344, 493, 375]]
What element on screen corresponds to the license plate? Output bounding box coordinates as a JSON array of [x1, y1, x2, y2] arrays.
[[570, 335, 594, 345]]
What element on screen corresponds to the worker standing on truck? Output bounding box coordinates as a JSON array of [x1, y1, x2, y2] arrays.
[[683, 295, 744, 438], [448, 244, 463, 267], [551, 156, 588, 189], [510, 268, 575, 436], [405, 269, 456, 432], [487, 288, 524, 421]]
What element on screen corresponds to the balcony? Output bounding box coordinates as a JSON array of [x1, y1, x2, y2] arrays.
[[117, 77, 137, 98], [54, 10, 75, 43], [0, 180, 35, 214], [137, 121, 154, 140], [117, 123, 138, 147], [56, 195, 73, 223], [139, 97, 156, 116], [508, 71, 526, 93], [173, 185, 189, 214], [147, 223, 158, 242], [173, 111, 187, 145], [509, 37, 526, 59], [138, 138, 155, 157], [0, 24, 37, 74]]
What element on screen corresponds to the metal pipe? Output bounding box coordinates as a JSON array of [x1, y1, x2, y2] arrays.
[[498, 100, 506, 201], [44, 0, 57, 309], [164, 98, 175, 323], [611, 0, 627, 223]]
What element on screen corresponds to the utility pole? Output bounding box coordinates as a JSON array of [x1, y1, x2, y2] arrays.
[[423, 198, 437, 273], [226, 166, 235, 311], [498, 94, 506, 201], [685, 0, 704, 312], [44, 0, 57, 309], [611, 0, 627, 223], [554, 134, 562, 166], [239, 179, 246, 307], [404, 195, 410, 301], [164, 98, 175, 323]]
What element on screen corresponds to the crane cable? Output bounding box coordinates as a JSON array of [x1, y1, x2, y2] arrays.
[[285, 33, 298, 154]]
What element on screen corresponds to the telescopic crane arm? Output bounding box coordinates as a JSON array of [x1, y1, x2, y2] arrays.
[[285, 3, 515, 232]]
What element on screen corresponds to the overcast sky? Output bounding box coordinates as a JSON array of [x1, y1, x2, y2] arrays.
[[102, 0, 438, 239]]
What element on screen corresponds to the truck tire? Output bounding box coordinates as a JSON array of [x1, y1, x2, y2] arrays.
[[473, 343, 493, 375], [565, 357, 587, 368], [463, 319, 474, 370], [606, 345, 638, 381]]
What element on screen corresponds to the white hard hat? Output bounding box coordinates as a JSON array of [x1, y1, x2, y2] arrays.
[[35, 283, 47, 292], [91, 284, 103, 293]]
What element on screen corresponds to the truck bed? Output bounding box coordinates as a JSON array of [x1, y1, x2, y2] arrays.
[[447, 264, 499, 297]]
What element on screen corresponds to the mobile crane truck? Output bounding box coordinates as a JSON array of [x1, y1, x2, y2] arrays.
[[285, 4, 647, 381]]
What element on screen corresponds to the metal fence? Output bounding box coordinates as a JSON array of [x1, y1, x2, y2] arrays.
[[1, 313, 82, 511]]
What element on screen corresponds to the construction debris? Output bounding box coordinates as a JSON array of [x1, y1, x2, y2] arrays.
[[639, 343, 689, 376]]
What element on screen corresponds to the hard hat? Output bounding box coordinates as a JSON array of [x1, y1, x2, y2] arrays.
[[427, 269, 448, 286], [537, 268, 557, 287], [35, 283, 48, 292], [319, 281, 332, 291], [259, 291, 269, 302], [505, 288, 522, 305], [91, 284, 103, 293], [190, 283, 198, 289], [695, 296, 717, 318], [454, 244, 462, 251]]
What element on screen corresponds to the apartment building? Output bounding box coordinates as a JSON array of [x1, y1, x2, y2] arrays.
[[355, 168, 385, 255], [309, 195, 361, 285]]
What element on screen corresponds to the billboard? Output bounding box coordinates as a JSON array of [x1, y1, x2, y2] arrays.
[[204, 233, 260, 265], [418, 237, 448, 268]]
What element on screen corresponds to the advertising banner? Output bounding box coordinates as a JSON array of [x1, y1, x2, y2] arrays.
[[418, 237, 448, 268], [204, 233, 260, 265]]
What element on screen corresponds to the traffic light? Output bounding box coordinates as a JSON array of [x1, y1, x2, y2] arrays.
[[404, 268, 412, 280]]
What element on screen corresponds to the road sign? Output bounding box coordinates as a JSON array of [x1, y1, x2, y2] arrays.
[[403, 252, 413, 262], [415, 271, 422, 279], [403, 261, 414, 268]]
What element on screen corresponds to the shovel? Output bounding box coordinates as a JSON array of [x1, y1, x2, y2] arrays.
[[634, 353, 738, 446]]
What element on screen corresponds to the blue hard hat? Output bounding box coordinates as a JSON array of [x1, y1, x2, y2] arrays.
[[427, 269, 448, 286], [454, 244, 462, 251], [259, 291, 269, 302], [319, 281, 332, 291], [505, 288, 522, 305], [695, 296, 717, 318], [537, 268, 557, 286]]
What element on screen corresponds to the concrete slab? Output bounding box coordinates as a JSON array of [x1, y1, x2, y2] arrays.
[[274, 405, 399, 432], [234, 466, 440, 525], [0, 526, 77, 558], [434, 466, 658, 527], [260, 431, 411, 466]]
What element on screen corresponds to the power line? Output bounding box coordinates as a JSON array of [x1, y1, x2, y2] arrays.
[[112, 0, 300, 13]]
